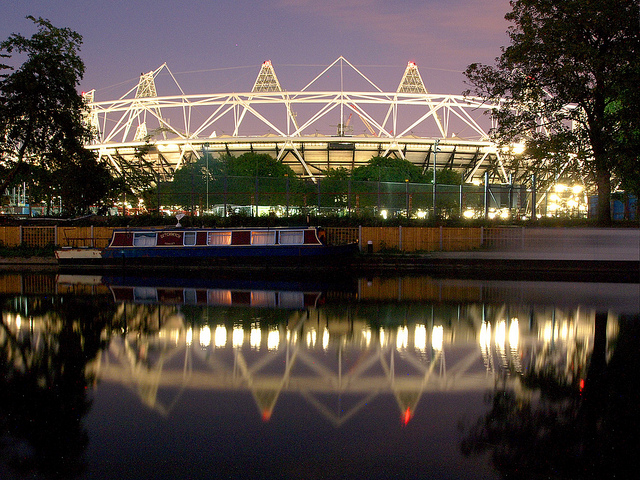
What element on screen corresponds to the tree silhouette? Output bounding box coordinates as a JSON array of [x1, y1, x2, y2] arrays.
[[0, 294, 114, 478], [461, 312, 640, 479]]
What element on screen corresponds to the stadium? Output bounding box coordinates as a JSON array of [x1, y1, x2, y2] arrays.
[[84, 57, 513, 185]]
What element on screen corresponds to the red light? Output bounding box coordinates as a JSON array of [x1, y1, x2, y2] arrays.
[[262, 410, 271, 422], [579, 379, 585, 391], [403, 407, 412, 425]]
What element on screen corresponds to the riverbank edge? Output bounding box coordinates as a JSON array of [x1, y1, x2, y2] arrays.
[[1, 253, 638, 280]]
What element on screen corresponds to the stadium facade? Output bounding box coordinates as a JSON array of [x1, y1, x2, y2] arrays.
[[84, 57, 515, 184]]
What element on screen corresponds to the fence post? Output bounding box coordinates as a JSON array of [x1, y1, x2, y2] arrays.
[[358, 225, 362, 252], [54, 225, 58, 246], [480, 226, 484, 246], [484, 172, 489, 219], [399, 226, 403, 251], [439, 226, 443, 251], [19, 225, 23, 246], [91, 225, 95, 248]]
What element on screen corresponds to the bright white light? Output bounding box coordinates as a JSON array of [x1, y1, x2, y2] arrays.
[[307, 329, 317, 348], [543, 323, 553, 343], [267, 329, 280, 350], [186, 327, 193, 346], [200, 326, 211, 347], [380, 210, 388, 219], [322, 328, 330, 351], [463, 209, 475, 219], [508, 319, 519, 348], [554, 184, 567, 193], [572, 185, 583, 194], [416, 210, 427, 219], [15, 314, 22, 330], [488, 211, 497, 219], [396, 326, 408, 350], [512, 143, 525, 154], [567, 199, 578, 209], [232, 326, 244, 348], [432, 325, 444, 351], [380, 328, 386, 347], [250, 327, 261, 349], [362, 328, 372, 347], [414, 324, 427, 352], [471, 179, 482, 186], [500, 209, 510, 219], [214, 325, 227, 348], [479, 322, 491, 348]]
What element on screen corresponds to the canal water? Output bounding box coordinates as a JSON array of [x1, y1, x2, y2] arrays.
[[1, 272, 639, 480]]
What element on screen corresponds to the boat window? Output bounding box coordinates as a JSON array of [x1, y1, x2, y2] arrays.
[[133, 232, 157, 247], [251, 231, 276, 245], [207, 231, 232, 245], [279, 230, 304, 245], [184, 231, 197, 246], [251, 291, 277, 307], [133, 287, 157, 302], [208, 289, 233, 306], [183, 289, 198, 304], [278, 291, 305, 309]]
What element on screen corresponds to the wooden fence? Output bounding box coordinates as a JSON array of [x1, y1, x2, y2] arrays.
[[0, 225, 527, 252]]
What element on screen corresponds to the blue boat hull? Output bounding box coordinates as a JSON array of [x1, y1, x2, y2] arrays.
[[59, 242, 359, 269]]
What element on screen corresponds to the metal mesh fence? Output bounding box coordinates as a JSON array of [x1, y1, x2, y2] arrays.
[[151, 176, 533, 220]]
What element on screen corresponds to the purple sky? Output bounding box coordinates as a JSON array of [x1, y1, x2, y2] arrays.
[[2, 0, 511, 100]]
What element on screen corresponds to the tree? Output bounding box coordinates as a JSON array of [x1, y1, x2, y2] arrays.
[[464, 0, 640, 224], [164, 152, 305, 212], [0, 16, 112, 214], [352, 156, 427, 183]]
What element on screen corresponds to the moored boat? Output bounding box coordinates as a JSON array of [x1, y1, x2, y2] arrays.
[[55, 226, 358, 268]]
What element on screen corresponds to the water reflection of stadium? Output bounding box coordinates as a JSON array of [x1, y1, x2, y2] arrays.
[[3, 273, 633, 425]]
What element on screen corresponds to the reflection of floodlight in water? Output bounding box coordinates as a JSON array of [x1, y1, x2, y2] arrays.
[[200, 326, 211, 347], [214, 325, 227, 348], [176, 213, 185, 227], [432, 325, 444, 351], [232, 327, 244, 348], [509, 319, 519, 348]]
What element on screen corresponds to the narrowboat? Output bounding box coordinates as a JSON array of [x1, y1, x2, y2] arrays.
[[55, 226, 359, 268]]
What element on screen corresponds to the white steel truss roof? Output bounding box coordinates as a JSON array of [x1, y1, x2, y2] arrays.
[[85, 57, 510, 182]]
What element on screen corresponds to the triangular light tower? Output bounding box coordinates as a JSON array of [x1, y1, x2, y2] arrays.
[[135, 70, 158, 98], [397, 61, 427, 94], [252, 60, 282, 92]]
